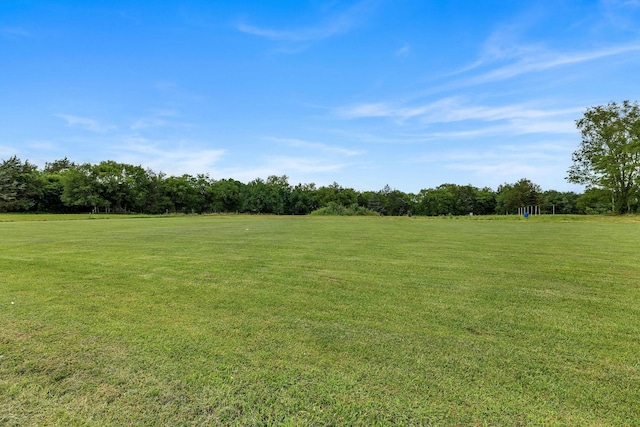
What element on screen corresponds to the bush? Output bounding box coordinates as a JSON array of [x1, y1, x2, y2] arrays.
[[310, 202, 380, 216]]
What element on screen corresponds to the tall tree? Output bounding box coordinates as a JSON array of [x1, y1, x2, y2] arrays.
[[576, 188, 614, 214], [36, 158, 76, 212], [290, 183, 318, 215], [0, 156, 41, 212], [60, 163, 107, 211], [143, 170, 173, 214], [265, 175, 291, 214], [496, 179, 543, 214], [542, 190, 579, 214], [567, 100, 640, 214], [210, 178, 244, 213], [164, 174, 205, 213]]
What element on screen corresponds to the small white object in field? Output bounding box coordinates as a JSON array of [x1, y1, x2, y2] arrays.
[[11, 302, 14, 304]]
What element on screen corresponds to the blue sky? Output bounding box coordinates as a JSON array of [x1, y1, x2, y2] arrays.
[[1, 0, 639, 193]]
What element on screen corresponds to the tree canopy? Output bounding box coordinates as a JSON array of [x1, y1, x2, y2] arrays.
[[0, 154, 626, 216], [567, 100, 640, 214]]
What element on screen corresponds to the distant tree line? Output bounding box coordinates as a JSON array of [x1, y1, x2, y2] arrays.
[[1, 155, 631, 215]]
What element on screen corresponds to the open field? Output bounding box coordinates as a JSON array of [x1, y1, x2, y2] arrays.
[[1, 214, 639, 425]]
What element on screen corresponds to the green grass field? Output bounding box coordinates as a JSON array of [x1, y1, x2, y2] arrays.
[[1, 214, 639, 426]]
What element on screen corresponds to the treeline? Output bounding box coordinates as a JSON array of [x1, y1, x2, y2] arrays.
[[0, 156, 623, 215]]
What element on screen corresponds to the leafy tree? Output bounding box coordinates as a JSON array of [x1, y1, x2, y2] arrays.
[[413, 184, 495, 216], [44, 157, 75, 173], [0, 156, 41, 212], [542, 190, 579, 214], [210, 178, 244, 213], [290, 183, 318, 215], [576, 188, 614, 214], [31, 158, 75, 212], [383, 188, 410, 216], [415, 186, 455, 216], [361, 192, 383, 214], [316, 182, 357, 209], [496, 179, 543, 214], [143, 170, 173, 214], [192, 174, 214, 212], [60, 163, 108, 211], [567, 100, 640, 214], [242, 178, 269, 214], [310, 202, 379, 216], [265, 175, 291, 214], [86, 161, 150, 213], [474, 187, 497, 215], [164, 174, 205, 213]]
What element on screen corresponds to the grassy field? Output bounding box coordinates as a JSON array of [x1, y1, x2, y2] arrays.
[[1, 214, 639, 426]]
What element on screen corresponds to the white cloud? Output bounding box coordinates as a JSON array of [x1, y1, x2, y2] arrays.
[[265, 137, 364, 156], [412, 141, 577, 190], [396, 44, 410, 56], [130, 118, 167, 130], [149, 109, 179, 117], [266, 155, 349, 173], [601, 0, 640, 31], [55, 114, 115, 133], [334, 102, 396, 119], [335, 98, 581, 134], [115, 138, 225, 176], [27, 140, 57, 151], [2, 27, 30, 38], [0, 144, 19, 158], [464, 43, 640, 85], [130, 109, 187, 130], [236, 0, 379, 42]]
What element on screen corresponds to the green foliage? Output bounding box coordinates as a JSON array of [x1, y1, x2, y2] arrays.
[[209, 178, 244, 213], [576, 188, 614, 214], [414, 184, 496, 216], [496, 178, 543, 214], [0, 153, 624, 216], [568, 100, 640, 214], [142, 170, 173, 214], [289, 183, 318, 214], [60, 163, 108, 211], [316, 182, 358, 209], [310, 201, 379, 216], [0, 156, 40, 212], [36, 158, 77, 213], [542, 190, 580, 214]]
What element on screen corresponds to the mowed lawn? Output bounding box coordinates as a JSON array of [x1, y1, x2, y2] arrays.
[[1, 215, 639, 426]]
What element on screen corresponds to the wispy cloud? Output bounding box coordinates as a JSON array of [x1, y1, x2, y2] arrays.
[[27, 140, 57, 151], [411, 142, 575, 190], [0, 144, 19, 158], [444, 7, 640, 88], [335, 97, 581, 126], [130, 118, 167, 130], [396, 44, 410, 56], [266, 155, 349, 173], [236, 0, 379, 42], [601, 0, 640, 31], [463, 43, 640, 85], [416, 142, 571, 164], [423, 120, 576, 140], [55, 114, 115, 133], [130, 109, 192, 131], [2, 27, 31, 38], [211, 156, 351, 184], [116, 138, 226, 176], [265, 137, 364, 156]]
